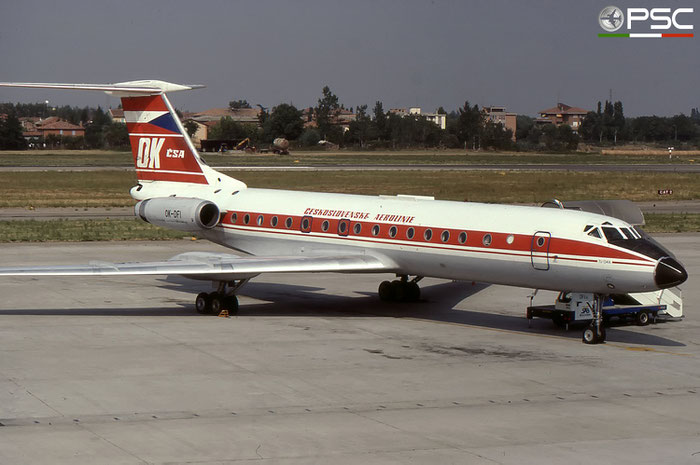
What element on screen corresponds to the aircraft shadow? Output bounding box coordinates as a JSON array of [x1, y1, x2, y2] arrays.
[[0, 279, 684, 347]]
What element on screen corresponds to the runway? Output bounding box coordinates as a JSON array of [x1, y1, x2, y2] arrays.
[[0, 235, 698, 464], [0, 163, 697, 172]]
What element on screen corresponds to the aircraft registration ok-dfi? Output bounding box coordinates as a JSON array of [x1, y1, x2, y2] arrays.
[[0, 80, 688, 344]]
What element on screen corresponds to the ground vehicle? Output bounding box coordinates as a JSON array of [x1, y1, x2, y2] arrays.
[[527, 288, 683, 330]]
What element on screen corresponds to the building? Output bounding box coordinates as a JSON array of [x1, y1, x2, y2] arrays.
[[19, 116, 85, 143], [388, 107, 446, 130], [301, 107, 356, 132], [537, 103, 588, 132], [183, 107, 262, 145], [483, 106, 517, 140], [108, 108, 126, 124]]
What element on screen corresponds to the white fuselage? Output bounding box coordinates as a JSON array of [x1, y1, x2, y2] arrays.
[[178, 187, 661, 294]]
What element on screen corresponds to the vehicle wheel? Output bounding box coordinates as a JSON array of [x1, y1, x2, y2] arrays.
[[210, 294, 223, 314], [552, 314, 566, 328], [636, 311, 650, 326], [378, 281, 394, 301], [195, 292, 212, 314], [223, 295, 239, 314]]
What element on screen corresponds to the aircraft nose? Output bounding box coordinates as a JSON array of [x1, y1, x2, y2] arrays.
[[655, 257, 688, 288]]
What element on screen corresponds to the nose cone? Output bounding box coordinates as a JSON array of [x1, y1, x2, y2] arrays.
[[655, 257, 688, 288]]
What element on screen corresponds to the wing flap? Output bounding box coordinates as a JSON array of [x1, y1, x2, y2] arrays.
[[0, 252, 393, 278]]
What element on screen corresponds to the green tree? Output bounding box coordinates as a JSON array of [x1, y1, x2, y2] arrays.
[[456, 101, 484, 148], [184, 120, 199, 138], [347, 104, 372, 147], [0, 113, 27, 150], [314, 86, 341, 141], [229, 99, 251, 110], [208, 116, 250, 140], [103, 123, 129, 148], [264, 103, 304, 140], [372, 101, 386, 140]]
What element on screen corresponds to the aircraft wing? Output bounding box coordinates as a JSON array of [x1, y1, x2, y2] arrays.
[[0, 252, 393, 280]]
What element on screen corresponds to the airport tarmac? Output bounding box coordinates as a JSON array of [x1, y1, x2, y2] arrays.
[[0, 235, 698, 464]]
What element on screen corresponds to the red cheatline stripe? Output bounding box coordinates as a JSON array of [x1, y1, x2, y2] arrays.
[[662, 33, 694, 38], [220, 210, 655, 264]]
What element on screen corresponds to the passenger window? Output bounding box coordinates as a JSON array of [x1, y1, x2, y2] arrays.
[[257, 215, 264, 226], [285, 217, 293, 229], [243, 214, 250, 224], [406, 227, 415, 239], [372, 225, 380, 236], [271, 216, 278, 227], [321, 220, 330, 232], [353, 223, 362, 235], [231, 213, 238, 224], [338, 219, 349, 236], [458, 231, 467, 244], [300, 216, 312, 233], [424, 229, 433, 241], [389, 226, 397, 238], [482, 234, 492, 246], [441, 230, 450, 242]]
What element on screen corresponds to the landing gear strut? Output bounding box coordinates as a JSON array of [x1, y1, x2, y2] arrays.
[[378, 276, 422, 302], [195, 279, 248, 315], [582, 294, 606, 344]]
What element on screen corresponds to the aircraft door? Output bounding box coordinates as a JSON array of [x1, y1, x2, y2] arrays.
[[531, 231, 551, 271]]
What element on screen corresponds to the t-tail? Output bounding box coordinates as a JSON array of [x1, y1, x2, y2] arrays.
[[0, 80, 247, 195]]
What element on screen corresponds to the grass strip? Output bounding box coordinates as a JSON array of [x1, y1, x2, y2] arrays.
[[0, 214, 696, 242], [0, 170, 697, 208], [0, 219, 190, 242]]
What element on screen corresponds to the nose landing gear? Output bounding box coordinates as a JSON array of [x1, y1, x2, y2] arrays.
[[582, 294, 607, 344]]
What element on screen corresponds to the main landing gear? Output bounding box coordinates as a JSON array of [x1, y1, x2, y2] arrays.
[[378, 276, 422, 302], [582, 294, 606, 345], [195, 280, 248, 315]]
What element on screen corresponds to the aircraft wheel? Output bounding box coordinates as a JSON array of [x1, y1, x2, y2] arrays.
[[195, 292, 212, 314], [582, 325, 606, 344], [393, 280, 408, 302], [210, 293, 223, 314], [636, 311, 650, 326], [378, 281, 394, 301], [406, 281, 420, 302], [223, 295, 239, 314]]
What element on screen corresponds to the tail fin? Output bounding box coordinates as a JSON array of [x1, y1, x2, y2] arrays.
[[0, 80, 245, 190], [123, 92, 208, 184]]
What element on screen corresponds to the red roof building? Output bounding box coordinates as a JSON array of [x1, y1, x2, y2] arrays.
[[537, 103, 589, 131]]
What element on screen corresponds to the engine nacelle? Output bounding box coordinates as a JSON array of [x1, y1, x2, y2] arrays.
[[135, 197, 220, 232]]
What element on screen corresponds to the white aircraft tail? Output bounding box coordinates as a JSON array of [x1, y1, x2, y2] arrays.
[[0, 80, 246, 190]]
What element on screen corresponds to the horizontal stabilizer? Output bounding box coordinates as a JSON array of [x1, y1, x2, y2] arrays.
[[0, 80, 204, 96]]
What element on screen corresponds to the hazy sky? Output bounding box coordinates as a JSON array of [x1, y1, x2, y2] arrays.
[[0, 0, 697, 116]]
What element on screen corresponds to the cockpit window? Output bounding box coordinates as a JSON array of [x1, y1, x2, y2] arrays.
[[583, 224, 594, 233], [620, 227, 635, 240], [587, 227, 602, 239], [602, 226, 624, 242]]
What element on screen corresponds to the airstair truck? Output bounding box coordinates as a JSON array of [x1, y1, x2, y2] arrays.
[[527, 287, 683, 331]]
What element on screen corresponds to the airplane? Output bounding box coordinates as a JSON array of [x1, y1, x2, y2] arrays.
[[601, 10, 623, 30], [0, 80, 688, 344]]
